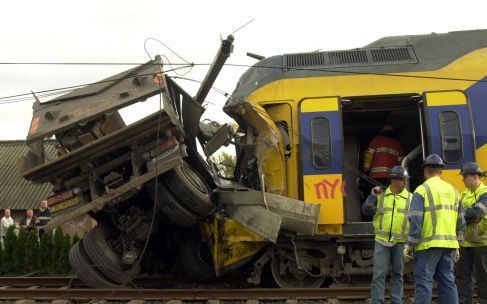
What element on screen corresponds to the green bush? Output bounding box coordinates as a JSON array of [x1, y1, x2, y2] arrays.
[[13, 228, 27, 273], [38, 230, 53, 274], [51, 228, 63, 273], [0, 240, 4, 275], [2, 226, 17, 273], [60, 234, 72, 274], [25, 231, 39, 272], [72, 233, 80, 246], [0, 226, 76, 276]]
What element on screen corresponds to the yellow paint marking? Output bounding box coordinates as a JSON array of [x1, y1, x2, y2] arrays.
[[426, 91, 467, 107], [300, 97, 339, 113]]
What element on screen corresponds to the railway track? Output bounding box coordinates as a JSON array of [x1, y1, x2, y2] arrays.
[[0, 277, 418, 301], [4, 277, 472, 302], [0, 286, 416, 301], [0, 276, 178, 288]]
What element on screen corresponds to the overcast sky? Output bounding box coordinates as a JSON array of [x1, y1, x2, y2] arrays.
[[1, 0, 486, 140]]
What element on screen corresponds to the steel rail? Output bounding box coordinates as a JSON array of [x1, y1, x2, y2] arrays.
[[0, 276, 181, 288], [0, 287, 417, 301]]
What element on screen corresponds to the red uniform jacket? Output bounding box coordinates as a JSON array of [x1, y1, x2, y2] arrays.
[[362, 135, 405, 179]]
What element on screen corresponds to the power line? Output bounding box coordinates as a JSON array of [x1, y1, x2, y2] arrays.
[[2, 60, 487, 105], [0, 62, 172, 66], [1, 61, 487, 84], [143, 38, 191, 63], [0, 64, 193, 104], [229, 18, 256, 36]]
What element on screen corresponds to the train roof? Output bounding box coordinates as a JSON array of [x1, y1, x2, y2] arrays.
[[227, 29, 487, 106]]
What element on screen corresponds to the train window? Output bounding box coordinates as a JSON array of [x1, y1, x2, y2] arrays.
[[439, 111, 463, 163], [311, 117, 331, 169]]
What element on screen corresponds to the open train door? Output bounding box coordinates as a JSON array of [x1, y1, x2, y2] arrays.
[[422, 90, 476, 190], [299, 97, 344, 235]]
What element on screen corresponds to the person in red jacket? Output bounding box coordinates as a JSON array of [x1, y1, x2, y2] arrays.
[[362, 125, 405, 188]]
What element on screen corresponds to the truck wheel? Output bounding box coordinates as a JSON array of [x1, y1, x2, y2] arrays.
[[162, 161, 214, 215], [69, 239, 120, 289], [156, 180, 198, 227], [83, 226, 140, 284], [178, 236, 216, 282]]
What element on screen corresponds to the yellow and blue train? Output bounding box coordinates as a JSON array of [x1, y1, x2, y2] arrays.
[[219, 29, 487, 287]]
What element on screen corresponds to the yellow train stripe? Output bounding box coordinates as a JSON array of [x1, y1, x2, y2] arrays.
[[426, 91, 467, 107], [300, 97, 339, 113], [248, 48, 487, 103]]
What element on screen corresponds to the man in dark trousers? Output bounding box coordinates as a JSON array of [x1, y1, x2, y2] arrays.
[[456, 162, 487, 304], [362, 165, 412, 304], [404, 154, 465, 304], [36, 200, 51, 236]]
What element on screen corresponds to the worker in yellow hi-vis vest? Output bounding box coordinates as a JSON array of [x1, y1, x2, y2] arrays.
[[362, 165, 412, 304], [404, 154, 466, 304], [456, 162, 487, 304]]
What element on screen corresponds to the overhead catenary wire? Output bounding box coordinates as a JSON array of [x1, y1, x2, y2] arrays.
[[1, 61, 487, 84], [143, 38, 191, 64], [128, 62, 165, 282], [229, 18, 256, 36], [1, 61, 487, 104], [124, 48, 168, 285], [0, 64, 193, 104], [143, 38, 195, 77], [0, 52, 477, 186]]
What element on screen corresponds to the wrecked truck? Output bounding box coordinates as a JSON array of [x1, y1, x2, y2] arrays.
[[17, 36, 323, 288]]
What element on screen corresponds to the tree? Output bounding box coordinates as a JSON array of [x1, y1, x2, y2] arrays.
[[59, 233, 72, 274], [51, 227, 65, 274], [39, 231, 53, 274], [72, 233, 80, 246], [2, 226, 17, 274], [13, 228, 27, 273], [0, 240, 4, 275], [25, 231, 39, 272], [210, 151, 236, 178]]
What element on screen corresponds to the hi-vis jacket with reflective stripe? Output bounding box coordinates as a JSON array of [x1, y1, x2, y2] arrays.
[[364, 187, 412, 243], [362, 135, 405, 179], [461, 183, 487, 247], [407, 176, 466, 251], [37, 207, 51, 226]]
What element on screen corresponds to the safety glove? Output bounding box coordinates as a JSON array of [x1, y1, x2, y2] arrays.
[[454, 248, 460, 263], [403, 245, 414, 262]]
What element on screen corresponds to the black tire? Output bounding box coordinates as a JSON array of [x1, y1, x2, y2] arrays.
[[162, 161, 214, 215], [157, 180, 199, 227], [178, 237, 216, 282], [83, 226, 140, 284], [69, 240, 119, 289]]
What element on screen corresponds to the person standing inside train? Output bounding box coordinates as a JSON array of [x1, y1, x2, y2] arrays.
[[362, 124, 405, 187]]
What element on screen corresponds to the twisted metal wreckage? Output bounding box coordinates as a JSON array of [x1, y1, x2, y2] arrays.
[[17, 35, 322, 288]]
